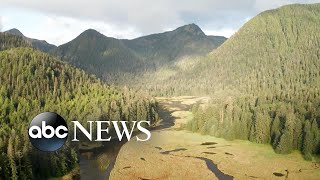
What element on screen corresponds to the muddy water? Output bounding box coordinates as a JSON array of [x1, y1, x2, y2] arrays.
[[79, 140, 125, 180], [158, 147, 234, 180], [79, 156, 107, 180]]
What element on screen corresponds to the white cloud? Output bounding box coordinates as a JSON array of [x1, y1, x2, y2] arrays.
[[35, 15, 142, 45], [203, 28, 237, 38], [1, 0, 320, 44], [0, 0, 262, 34]]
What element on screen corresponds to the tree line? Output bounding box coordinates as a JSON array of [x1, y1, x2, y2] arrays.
[[182, 4, 320, 160]]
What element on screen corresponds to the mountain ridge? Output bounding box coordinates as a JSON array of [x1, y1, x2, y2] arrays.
[[52, 23, 227, 82], [5, 28, 56, 52]]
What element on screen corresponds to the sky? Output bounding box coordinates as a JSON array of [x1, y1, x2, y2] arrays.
[[0, 0, 319, 45]]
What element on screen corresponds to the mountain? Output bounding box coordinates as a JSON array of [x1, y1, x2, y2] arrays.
[[0, 32, 31, 51], [5, 28, 24, 36], [52, 29, 145, 82], [124, 23, 226, 65], [0, 37, 158, 178], [5, 28, 56, 52], [52, 24, 226, 83], [154, 3, 320, 95], [170, 3, 320, 158]]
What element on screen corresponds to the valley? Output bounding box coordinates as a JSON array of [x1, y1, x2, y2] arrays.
[[1, 2, 320, 180], [108, 96, 320, 180]]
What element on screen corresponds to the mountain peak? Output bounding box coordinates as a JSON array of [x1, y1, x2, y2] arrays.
[[5, 28, 24, 37], [176, 23, 205, 36], [80, 29, 104, 38]]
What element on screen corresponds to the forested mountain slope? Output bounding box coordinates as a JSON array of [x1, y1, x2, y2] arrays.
[[171, 4, 320, 159], [0, 44, 158, 179], [5, 28, 56, 52], [153, 4, 320, 96], [0, 32, 31, 51], [52, 29, 145, 82]]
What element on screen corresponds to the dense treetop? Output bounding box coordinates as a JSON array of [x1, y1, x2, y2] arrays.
[[146, 3, 320, 96], [0, 46, 158, 179], [1, 3, 319, 179], [178, 3, 320, 159]]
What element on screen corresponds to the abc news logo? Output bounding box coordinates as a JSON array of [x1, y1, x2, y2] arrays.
[[28, 112, 151, 152]]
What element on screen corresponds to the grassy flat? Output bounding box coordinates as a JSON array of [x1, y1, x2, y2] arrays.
[[110, 96, 320, 180]]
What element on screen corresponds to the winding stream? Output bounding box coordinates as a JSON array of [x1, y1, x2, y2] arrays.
[[195, 157, 233, 180], [78, 97, 232, 179]]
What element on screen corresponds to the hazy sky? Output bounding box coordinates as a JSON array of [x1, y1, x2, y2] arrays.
[[1, 0, 319, 45]]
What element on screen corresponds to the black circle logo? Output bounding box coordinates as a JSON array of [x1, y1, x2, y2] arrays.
[[28, 112, 68, 152]]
